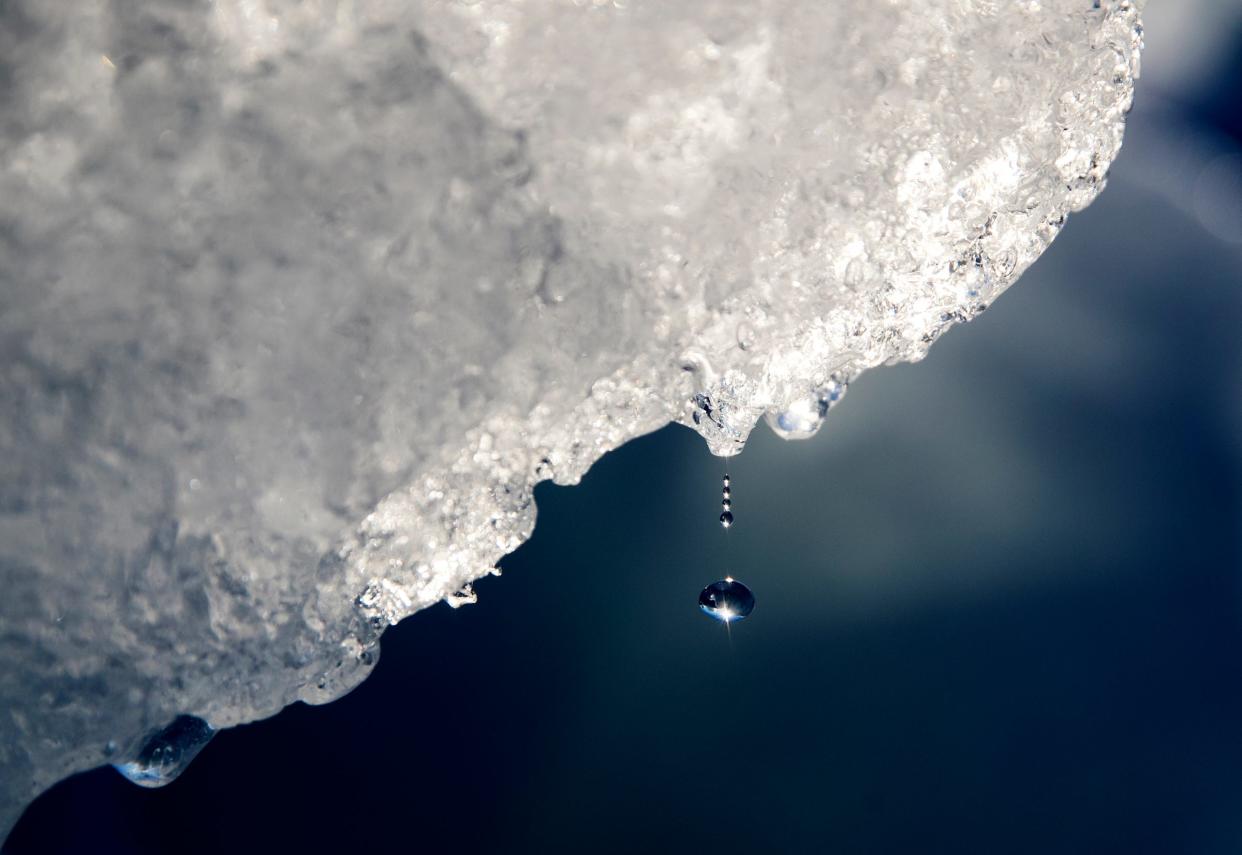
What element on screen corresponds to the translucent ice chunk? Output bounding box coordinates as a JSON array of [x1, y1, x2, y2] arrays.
[[0, 0, 1143, 837]]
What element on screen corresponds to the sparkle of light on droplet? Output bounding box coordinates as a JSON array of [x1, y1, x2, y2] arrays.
[[735, 322, 755, 351], [698, 578, 755, 622], [719, 511, 733, 528]]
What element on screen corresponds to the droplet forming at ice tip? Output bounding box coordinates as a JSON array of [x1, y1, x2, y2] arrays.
[[765, 379, 849, 441], [112, 716, 215, 789], [698, 579, 756, 623]]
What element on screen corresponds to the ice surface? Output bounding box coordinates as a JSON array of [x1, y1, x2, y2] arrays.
[[0, 0, 1142, 836]]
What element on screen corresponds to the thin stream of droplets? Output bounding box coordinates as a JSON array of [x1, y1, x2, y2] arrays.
[[698, 467, 754, 625], [723, 469, 732, 646]]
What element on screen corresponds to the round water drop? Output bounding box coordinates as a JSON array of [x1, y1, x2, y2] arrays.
[[719, 511, 734, 528], [698, 578, 755, 622], [721, 498, 732, 511], [766, 397, 828, 440], [113, 715, 215, 788]]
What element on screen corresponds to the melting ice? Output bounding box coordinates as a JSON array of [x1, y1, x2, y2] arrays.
[[0, 0, 1144, 837]]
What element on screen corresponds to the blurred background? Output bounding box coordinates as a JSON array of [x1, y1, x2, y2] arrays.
[[6, 3, 1242, 853]]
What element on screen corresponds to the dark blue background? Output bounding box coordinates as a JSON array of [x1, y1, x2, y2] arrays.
[[8, 12, 1242, 855]]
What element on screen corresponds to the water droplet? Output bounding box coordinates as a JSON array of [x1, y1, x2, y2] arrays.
[[721, 498, 732, 511], [113, 715, 215, 788], [721, 486, 731, 500], [719, 511, 734, 528], [722, 474, 730, 488], [765, 378, 849, 441], [698, 578, 755, 623], [767, 396, 828, 439]]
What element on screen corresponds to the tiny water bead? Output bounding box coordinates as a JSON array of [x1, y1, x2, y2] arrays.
[[698, 578, 755, 622], [112, 715, 215, 788], [719, 511, 734, 528]]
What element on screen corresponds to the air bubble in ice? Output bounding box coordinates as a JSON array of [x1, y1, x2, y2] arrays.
[[112, 715, 215, 789], [768, 397, 828, 439]]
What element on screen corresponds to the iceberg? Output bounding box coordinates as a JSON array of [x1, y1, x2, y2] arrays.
[[0, 0, 1143, 837]]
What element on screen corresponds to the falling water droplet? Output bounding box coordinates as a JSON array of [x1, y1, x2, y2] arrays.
[[113, 715, 215, 788], [719, 510, 734, 528], [721, 498, 732, 511], [844, 257, 867, 291], [698, 578, 755, 622]]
